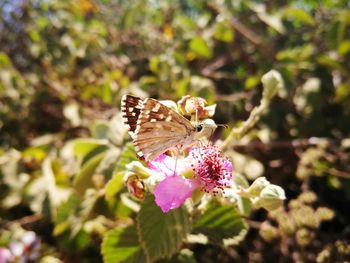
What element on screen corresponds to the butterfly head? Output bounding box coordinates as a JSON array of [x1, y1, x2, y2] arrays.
[[194, 119, 217, 139]]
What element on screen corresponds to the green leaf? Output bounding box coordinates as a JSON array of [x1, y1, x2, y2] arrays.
[[137, 195, 191, 262], [54, 193, 81, 224], [115, 142, 139, 172], [193, 203, 247, 244], [102, 226, 146, 263], [281, 7, 315, 26], [72, 138, 108, 159], [158, 249, 197, 263], [73, 152, 106, 196], [213, 21, 234, 43], [105, 172, 124, 201], [189, 37, 212, 59], [91, 121, 110, 139]]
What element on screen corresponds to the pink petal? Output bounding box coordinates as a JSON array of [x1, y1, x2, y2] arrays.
[[224, 160, 233, 173], [0, 247, 13, 262], [154, 175, 199, 213], [148, 154, 191, 177]]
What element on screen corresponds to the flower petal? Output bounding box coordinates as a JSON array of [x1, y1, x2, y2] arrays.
[[154, 175, 199, 212], [149, 154, 191, 177], [0, 247, 13, 263]]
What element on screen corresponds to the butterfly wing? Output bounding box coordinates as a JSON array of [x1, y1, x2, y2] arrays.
[[121, 95, 197, 161], [134, 121, 193, 161], [121, 95, 144, 136]]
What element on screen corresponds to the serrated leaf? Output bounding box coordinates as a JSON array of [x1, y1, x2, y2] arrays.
[[137, 195, 191, 262], [102, 226, 145, 263], [73, 152, 106, 196], [193, 203, 247, 244]]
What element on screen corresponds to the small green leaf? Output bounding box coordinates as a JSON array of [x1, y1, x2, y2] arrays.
[[105, 172, 125, 201], [193, 203, 247, 244], [115, 142, 139, 172], [213, 21, 234, 42], [72, 138, 108, 159], [73, 152, 106, 196], [137, 195, 191, 262], [54, 194, 80, 225], [189, 37, 212, 59], [281, 7, 315, 26], [102, 226, 145, 263], [91, 121, 110, 139]]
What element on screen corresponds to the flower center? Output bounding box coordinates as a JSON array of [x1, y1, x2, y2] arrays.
[[190, 145, 232, 193]]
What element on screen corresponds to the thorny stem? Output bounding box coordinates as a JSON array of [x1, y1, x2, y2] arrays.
[[220, 70, 283, 151]]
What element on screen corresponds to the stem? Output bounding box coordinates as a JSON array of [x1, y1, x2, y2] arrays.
[[220, 70, 283, 151]]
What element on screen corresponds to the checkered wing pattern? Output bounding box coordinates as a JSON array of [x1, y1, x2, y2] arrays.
[[121, 95, 196, 161]]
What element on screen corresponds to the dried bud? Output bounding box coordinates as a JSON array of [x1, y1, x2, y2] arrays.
[[254, 184, 286, 211], [316, 207, 335, 221], [298, 191, 317, 204], [259, 222, 279, 242], [296, 228, 315, 247], [177, 95, 216, 119], [291, 206, 319, 228], [125, 173, 145, 200], [276, 213, 296, 235]]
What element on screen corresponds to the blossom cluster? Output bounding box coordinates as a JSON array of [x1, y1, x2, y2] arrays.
[[0, 231, 40, 263]]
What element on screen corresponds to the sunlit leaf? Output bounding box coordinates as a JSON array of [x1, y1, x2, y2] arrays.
[[72, 139, 109, 159], [189, 37, 212, 59], [193, 203, 247, 244], [105, 172, 125, 201], [73, 152, 106, 196], [137, 195, 191, 262], [213, 21, 234, 42], [281, 7, 315, 26], [101, 226, 146, 263]]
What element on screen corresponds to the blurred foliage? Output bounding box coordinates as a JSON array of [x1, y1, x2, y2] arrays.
[[1, 0, 350, 262]]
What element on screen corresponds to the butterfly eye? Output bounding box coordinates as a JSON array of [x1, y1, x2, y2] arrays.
[[195, 125, 203, 132]]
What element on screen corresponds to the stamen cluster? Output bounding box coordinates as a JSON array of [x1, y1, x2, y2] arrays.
[[190, 145, 232, 194]]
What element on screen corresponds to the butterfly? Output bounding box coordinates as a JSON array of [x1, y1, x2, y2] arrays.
[[121, 95, 216, 162]]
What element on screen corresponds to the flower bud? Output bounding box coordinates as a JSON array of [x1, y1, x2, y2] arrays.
[[296, 228, 314, 247], [259, 222, 279, 242], [254, 184, 286, 211], [248, 177, 271, 196], [261, 70, 283, 100], [177, 95, 216, 119], [124, 173, 145, 200], [125, 161, 153, 178], [315, 207, 335, 221]]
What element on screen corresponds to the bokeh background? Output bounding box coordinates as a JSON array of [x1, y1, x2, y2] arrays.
[[1, 0, 350, 262]]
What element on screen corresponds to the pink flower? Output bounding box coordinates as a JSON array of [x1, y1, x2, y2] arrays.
[[9, 231, 41, 263], [149, 145, 232, 213], [190, 145, 232, 193], [0, 247, 13, 263]]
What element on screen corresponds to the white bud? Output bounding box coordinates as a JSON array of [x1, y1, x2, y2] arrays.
[[254, 184, 286, 211]]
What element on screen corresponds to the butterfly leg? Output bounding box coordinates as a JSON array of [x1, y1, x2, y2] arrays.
[[172, 146, 181, 176]]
